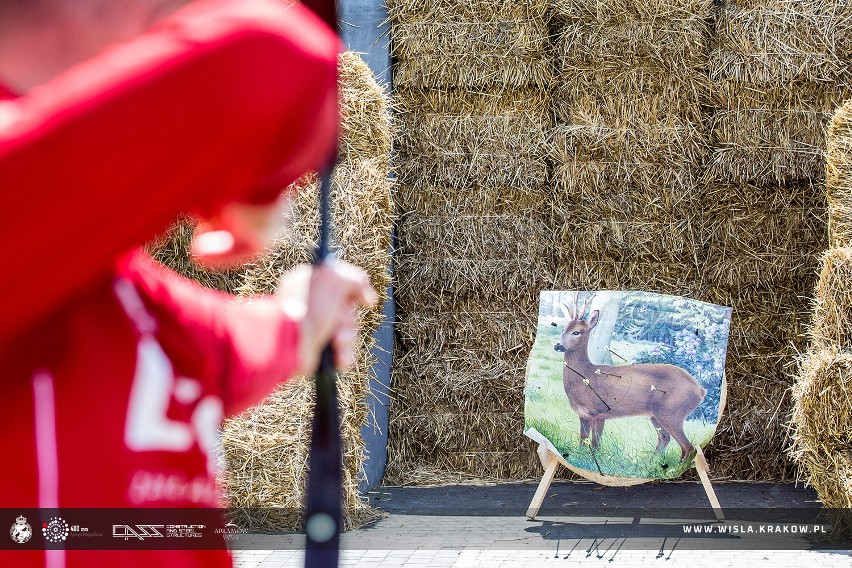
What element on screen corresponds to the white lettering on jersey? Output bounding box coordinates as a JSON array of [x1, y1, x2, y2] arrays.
[[125, 336, 194, 452], [123, 335, 224, 474]]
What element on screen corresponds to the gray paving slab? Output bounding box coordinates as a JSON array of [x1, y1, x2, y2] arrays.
[[231, 482, 852, 567]]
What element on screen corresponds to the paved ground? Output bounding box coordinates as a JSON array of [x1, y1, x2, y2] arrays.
[[231, 482, 852, 567]]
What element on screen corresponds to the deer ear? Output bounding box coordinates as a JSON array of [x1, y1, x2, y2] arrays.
[[587, 310, 600, 329]]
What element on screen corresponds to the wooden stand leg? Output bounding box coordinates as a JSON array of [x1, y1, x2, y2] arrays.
[[694, 445, 724, 521], [536, 442, 551, 470], [527, 452, 559, 520]]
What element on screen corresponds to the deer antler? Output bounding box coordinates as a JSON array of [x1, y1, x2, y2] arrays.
[[579, 292, 596, 319], [560, 301, 573, 320], [572, 292, 580, 320]]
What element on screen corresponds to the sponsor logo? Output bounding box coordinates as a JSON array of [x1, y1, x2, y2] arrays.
[[112, 525, 165, 541], [165, 524, 205, 538], [42, 517, 69, 543], [215, 522, 248, 537], [10, 516, 32, 544]]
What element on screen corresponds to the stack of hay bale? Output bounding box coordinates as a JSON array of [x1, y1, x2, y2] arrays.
[[151, 52, 393, 529], [549, 0, 711, 299], [386, 0, 847, 485], [386, 0, 553, 482], [703, 0, 848, 478], [791, 98, 852, 523]]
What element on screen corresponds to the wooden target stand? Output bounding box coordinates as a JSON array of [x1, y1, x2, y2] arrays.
[[525, 432, 723, 520], [525, 376, 727, 521]]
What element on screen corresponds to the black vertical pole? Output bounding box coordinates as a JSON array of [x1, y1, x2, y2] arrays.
[[304, 167, 342, 568], [300, 2, 342, 565]]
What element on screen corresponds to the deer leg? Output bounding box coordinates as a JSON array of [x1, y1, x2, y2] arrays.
[[579, 417, 591, 446], [650, 417, 671, 453], [590, 418, 605, 449], [657, 416, 693, 462]]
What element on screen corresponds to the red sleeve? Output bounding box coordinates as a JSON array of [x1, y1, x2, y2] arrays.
[[125, 252, 301, 416], [0, 0, 339, 340]]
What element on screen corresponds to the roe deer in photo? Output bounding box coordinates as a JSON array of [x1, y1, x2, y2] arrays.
[[554, 293, 706, 461]]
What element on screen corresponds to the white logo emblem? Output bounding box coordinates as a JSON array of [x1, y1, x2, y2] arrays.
[[10, 516, 32, 544], [42, 517, 69, 543], [112, 525, 165, 540]]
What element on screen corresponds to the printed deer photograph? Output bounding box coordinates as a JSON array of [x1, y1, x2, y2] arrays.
[[524, 291, 732, 480]]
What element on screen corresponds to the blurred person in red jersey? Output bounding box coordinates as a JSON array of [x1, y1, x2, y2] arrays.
[[0, 1, 376, 566]]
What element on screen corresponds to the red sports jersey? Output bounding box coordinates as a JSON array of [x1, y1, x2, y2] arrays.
[[0, 252, 301, 567], [0, 0, 339, 340]]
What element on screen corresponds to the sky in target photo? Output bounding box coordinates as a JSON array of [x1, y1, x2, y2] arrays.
[[524, 290, 732, 480]]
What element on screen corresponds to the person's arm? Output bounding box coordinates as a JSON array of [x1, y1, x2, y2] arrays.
[[128, 253, 376, 417], [0, 0, 339, 340]]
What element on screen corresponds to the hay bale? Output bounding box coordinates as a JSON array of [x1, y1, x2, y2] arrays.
[[390, 9, 550, 90], [395, 89, 550, 192], [791, 350, 852, 526], [395, 310, 536, 361], [710, 2, 852, 86], [338, 52, 394, 165], [396, 85, 551, 118], [392, 410, 529, 454], [702, 205, 826, 261], [706, 2, 852, 185], [826, 98, 852, 247], [556, 17, 710, 71], [706, 107, 837, 186], [810, 248, 852, 350], [551, 120, 707, 166], [387, 0, 550, 89], [791, 349, 852, 454], [395, 183, 551, 217], [390, 351, 528, 414], [552, 13, 711, 126], [702, 180, 825, 210], [394, 273, 543, 315], [394, 256, 553, 310], [553, 217, 701, 264], [704, 91, 847, 186], [795, 451, 852, 510], [552, 161, 700, 216], [387, 0, 546, 20], [554, 70, 709, 125], [553, 260, 703, 298], [396, 213, 551, 263], [549, 0, 713, 22]]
